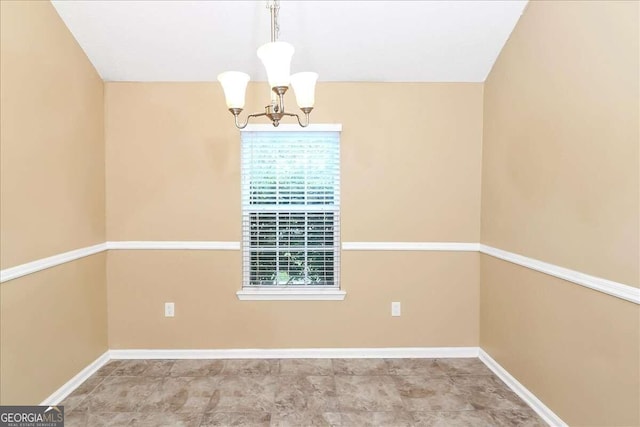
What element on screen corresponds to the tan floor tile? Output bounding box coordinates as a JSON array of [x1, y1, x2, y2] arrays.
[[110, 360, 174, 377], [436, 358, 493, 376], [222, 359, 279, 375], [200, 412, 271, 426], [60, 375, 105, 412], [59, 357, 538, 426], [394, 376, 473, 411], [138, 376, 220, 413], [94, 360, 123, 376], [275, 375, 338, 413], [280, 359, 333, 376], [271, 410, 341, 427], [87, 412, 202, 426], [489, 409, 547, 427], [339, 411, 414, 426], [412, 410, 498, 427], [335, 376, 404, 412], [62, 410, 88, 427], [386, 358, 448, 377], [332, 358, 389, 375], [84, 376, 163, 412], [206, 375, 276, 413], [452, 375, 529, 411], [169, 360, 225, 377]]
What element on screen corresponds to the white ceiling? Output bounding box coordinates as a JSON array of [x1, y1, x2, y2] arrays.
[[51, 0, 527, 83]]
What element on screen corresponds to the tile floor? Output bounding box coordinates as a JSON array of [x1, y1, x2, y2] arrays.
[[61, 358, 546, 427]]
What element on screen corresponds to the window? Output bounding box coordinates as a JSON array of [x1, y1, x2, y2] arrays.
[[238, 125, 344, 300]]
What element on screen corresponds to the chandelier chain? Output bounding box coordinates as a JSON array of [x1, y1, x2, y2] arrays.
[[267, 0, 280, 42]]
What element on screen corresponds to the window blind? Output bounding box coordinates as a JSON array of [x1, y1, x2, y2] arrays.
[[241, 131, 340, 288]]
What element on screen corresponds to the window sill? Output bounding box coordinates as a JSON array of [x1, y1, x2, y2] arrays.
[[236, 288, 346, 301]]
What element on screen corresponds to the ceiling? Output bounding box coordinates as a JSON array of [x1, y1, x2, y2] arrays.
[[50, 0, 527, 83]]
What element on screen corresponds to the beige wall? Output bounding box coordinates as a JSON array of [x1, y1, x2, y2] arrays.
[[1, 254, 108, 405], [105, 82, 483, 348], [108, 251, 478, 349], [481, 1, 639, 425], [481, 0, 639, 287], [0, 1, 107, 404], [106, 82, 483, 242], [1, 1, 105, 268], [481, 256, 639, 426]]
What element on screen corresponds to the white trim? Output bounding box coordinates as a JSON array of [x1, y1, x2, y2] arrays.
[[479, 349, 566, 427], [109, 347, 479, 360], [236, 288, 346, 301], [0, 241, 240, 283], [0, 243, 107, 283], [480, 244, 640, 305], [2, 240, 636, 305], [106, 241, 240, 250], [40, 351, 110, 406], [342, 241, 480, 251], [241, 123, 342, 132]]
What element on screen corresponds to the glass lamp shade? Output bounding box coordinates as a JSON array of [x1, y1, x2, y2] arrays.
[[217, 71, 250, 109], [257, 41, 295, 88], [290, 72, 319, 108]]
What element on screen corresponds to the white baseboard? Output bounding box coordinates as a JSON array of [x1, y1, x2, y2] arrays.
[[40, 351, 110, 406], [109, 346, 479, 360], [479, 349, 566, 427]]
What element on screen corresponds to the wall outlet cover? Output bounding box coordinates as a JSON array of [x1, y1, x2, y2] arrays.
[[165, 302, 175, 317], [391, 301, 401, 317]]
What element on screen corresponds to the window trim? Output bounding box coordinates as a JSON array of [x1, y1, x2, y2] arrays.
[[236, 288, 346, 301], [238, 123, 344, 301], [241, 124, 342, 133]]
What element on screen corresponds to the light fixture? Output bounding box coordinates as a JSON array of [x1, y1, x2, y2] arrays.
[[217, 0, 318, 129]]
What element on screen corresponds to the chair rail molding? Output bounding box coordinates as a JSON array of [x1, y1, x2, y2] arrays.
[[341, 242, 480, 251], [105, 241, 240, 250], [2, 241, 637, 305], [479, 244, 640, 304], [0, 243, 107, 283]]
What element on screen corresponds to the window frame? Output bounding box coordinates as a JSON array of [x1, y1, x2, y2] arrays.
[[236, 124, 345, 301]]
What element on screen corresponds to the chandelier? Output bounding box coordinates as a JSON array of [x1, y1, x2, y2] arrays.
[[217, 0, 318, 129]]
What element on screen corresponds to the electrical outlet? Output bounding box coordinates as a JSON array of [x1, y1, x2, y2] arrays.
[[165, 302, 175, 317], [391, 301, 401, 317]]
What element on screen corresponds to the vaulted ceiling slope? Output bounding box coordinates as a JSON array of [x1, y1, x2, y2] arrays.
[[51, 0, 527, 83]]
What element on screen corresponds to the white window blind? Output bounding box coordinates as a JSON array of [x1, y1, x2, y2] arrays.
[[241, 130, 340, 289]]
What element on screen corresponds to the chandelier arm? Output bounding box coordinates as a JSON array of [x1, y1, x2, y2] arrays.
[[232, 111, 267, 129], [282, 112, 310, 128]]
